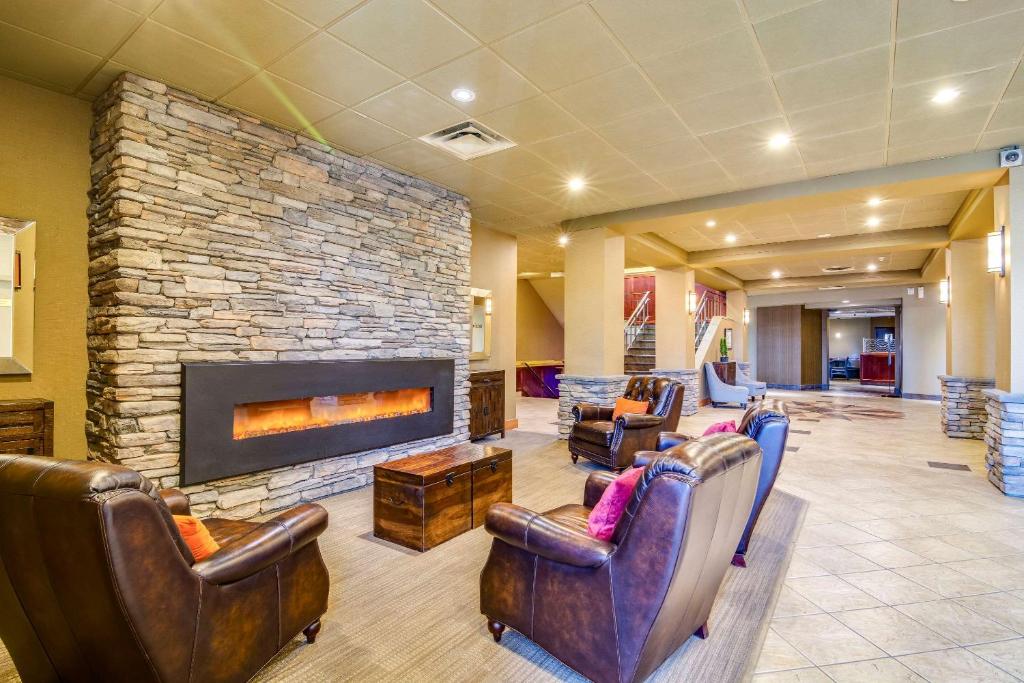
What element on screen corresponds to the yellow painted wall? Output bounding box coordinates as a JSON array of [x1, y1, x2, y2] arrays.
[[13, 225, 37, 370], [516, 280, 563, 362], [469, 226, 517, 419], [0, 75, 91, 456]]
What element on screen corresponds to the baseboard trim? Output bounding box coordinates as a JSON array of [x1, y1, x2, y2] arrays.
[[902, 393, 941, 401], [698, 398, 711, 407], [766, 384, 827, 391], [504, 418, 519, 430]]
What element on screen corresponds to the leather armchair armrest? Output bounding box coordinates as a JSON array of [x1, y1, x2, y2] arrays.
[[617, 413, 664, 429], [485, 503, 613, 568], [632, 450, 661, 468], [159, 488, 191, 515], [583, 470, 619, 507], [656, 432, 693, 451], [573, 403, 613, 422], [193, 504, 328, 585]]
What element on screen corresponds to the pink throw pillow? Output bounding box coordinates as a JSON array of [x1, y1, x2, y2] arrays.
[[587, 466, 646, 541], [702, 420, 737, 436]]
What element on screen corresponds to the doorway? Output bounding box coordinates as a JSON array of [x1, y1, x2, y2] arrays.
[[824, 305, 901, 397]]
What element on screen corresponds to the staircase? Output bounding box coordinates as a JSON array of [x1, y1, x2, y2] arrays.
[[624, 324, 656, 375]]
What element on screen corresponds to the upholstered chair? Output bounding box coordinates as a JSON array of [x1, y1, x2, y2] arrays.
[[652, 399, 790, 566], [568, 375, 684, 470], [735, 365, 767, 399], [0, 455, 330, 683], [480, 434, 762, 683], [704, 362, 750, 407]]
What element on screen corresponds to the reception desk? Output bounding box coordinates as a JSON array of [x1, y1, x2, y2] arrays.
[[860, 352, 895, 386]]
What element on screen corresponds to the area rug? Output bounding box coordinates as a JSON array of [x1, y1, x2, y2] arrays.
[[0, 431, 806, 682]]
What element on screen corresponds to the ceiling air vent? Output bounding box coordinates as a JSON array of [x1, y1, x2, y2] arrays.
[[822, 265, 854, 274], [420, 121, 516, 160]]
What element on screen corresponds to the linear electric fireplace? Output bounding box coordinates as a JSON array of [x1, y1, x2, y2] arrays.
[[181, 359, 454, 485]]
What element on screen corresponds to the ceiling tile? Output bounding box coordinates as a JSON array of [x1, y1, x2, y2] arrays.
[[109, 0, 159, 10], [491, 5, 628, 91], [989, 97, 1024, 132], [111, 20, 258, 98], [730, 163, 807, 189], [980, 126, 1024, 150], [741, 0, 819, 23], [271, 0, 363, 26], [220, 72, 342, 131], [472, 204, 522, 223], [622, 136, 710, 173], [886, 135, 978, 165], [789, 92, 887, 139], [888, 104, 992, 148], [421, 162, 503, 193], [312, 109, 407, 155], [152, 0, 316, 66], [805, 151, 886, 179], [79, 61, 128, 98], [589, 173, 665, 201], [353, 82, 465, 137], [890, 64, 1014, 121], [269, 33, 402, 106], [329, 0, 479, 77], [698, 116, 793, 159], [372, 139, 459, 174], [590, 0, 744, 61], [1005, 63, 1024, 100], [416, 48, 539, 116], [431, 0, 578, 43], [894, 12, 1024, 85], [897, 0, 1024, 40], [0, 0, 140, 57], [549, 65, 663, 127], [467, 147, 555, 179], [477, 96, 583, 145], [674, 79, 782, 136], [595, 106, 692, 154], [798, 125, 886, 165], [774, 46, 890, 111], [0, 22, 102, 92], [526, 129, 627, 171], [652, 160, 732, 191], [754, 0, 891, 72], [641, 29, 767, 104]]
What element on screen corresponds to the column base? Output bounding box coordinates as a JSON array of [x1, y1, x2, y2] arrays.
[[556, 375, 630, 440], [939, 375, 994, 439], [652, 368, 700, 417], [983, 389, 1024, 497]]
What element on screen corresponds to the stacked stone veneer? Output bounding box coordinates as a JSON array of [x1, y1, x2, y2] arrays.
[[939, 375, 994, 439], [651, 368, 699, 418], [556, 375, 630, 439], [984, 390, 1024, 497], [86, 74, 471, 518]]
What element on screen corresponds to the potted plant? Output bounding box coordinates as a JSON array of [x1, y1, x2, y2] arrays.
[[719, 336, 729, 362]]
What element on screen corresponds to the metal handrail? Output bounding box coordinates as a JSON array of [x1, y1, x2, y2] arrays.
[[521, 361, 558, 398], [693, 291, 727, 349], [624, 290, 651, 352]]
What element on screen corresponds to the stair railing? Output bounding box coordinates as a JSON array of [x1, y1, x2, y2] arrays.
[[624, 290, 651, 352], [693, 290, 727, 349], [520, 361, 558, 398]]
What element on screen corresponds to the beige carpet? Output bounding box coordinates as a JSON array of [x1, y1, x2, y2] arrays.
[[0, 431, 805, 682]]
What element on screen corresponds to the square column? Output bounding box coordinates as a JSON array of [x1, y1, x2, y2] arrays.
[[563, 228, 625, 376], [726, 289, 748, 362], [654, 266, 695, 370], [994, 166, 1024, 392]]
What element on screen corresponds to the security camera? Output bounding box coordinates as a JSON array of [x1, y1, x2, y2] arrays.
[[1001, 146, 1022, 168]]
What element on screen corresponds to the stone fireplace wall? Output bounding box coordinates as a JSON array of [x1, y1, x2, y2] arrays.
[[86, 74, 471, 518]]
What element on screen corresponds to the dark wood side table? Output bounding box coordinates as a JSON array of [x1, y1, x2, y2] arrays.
[[373, 443, 512, 551], [469, 370, 505, 440], [0, 399, 54, 456], [712, 362, 737, 386]]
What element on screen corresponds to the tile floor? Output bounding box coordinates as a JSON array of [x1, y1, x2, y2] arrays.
[[519, 389, 1024, 682]]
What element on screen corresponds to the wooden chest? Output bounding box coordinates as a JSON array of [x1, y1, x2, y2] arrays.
[[469, 370, 505, 440], [373, 443, 512, 551], [0, 399, 53, 456]]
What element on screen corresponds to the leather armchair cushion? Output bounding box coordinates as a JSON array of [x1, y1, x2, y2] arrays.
[[204, 517, 260, 546], [656, 432, 693, 451], [541, 504, 591, 534], [573, 403, 613, 422], [573, 420, 615, 446], [485, 502, 614, 568]]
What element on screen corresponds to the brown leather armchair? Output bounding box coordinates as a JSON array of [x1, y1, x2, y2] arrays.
[[569, 375, 684, 470], [0, 455, 330, 683], [480, 433, 762, 683]]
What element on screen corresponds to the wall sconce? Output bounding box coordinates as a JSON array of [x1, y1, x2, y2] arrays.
[[988, 225, 1006, 276], [687, 291, 697, 314], [939, 278, 950, 305], [484, 297, 493, 314], [742, 308, 750, 325]]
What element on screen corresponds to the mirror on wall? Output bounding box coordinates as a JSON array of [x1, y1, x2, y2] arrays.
[[470, 287, 492, 361], [0, 217, 35, 375]]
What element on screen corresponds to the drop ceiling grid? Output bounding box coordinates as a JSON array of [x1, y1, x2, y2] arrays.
[[1, 0, 1023, 266]]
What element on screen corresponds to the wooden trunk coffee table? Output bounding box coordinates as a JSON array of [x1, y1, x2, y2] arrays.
[[373, 442, 512, 552]]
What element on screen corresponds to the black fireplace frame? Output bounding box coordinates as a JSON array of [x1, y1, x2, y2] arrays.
[[180, 359, 455, 485]]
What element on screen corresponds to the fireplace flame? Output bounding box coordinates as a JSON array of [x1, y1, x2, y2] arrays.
[[233, 388, 432, 440]]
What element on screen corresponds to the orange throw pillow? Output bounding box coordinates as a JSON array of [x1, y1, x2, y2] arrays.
[[173, 514, 221, 562], [612, 397, 650, 422]]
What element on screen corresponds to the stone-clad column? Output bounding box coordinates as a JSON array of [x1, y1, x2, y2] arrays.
[[939, 375, 995, 438], [984, 389, 1024, 497]]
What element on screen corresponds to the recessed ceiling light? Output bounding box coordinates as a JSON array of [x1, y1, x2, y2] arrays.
[[771, 270, 782, 279], [867, 196, 882, 207], [842, 300, 851, 304], [932, 88, 959, 104], [705, 219, 717, 228], [450, 87, 476, 103], [866, 216, 881, 228], [768, 133, 791, 149], [866, 263, 878, 272], [725, 233, 737, 243], [818, 233, 832, 238], [558, 234, 569, 247], [567, 176, 585, 192], [878, 256, 886, 261]]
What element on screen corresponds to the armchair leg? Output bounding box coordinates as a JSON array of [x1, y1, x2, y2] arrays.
[[487, 619, 506, 643], [694, 622, 709, 639], [732, 553, 747, 567], [570, 453, 578, 464], [303, 619, 322, 644]]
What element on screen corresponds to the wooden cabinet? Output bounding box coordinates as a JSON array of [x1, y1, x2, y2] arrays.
[[860, 352, 896, 386], [712, 361, 736, 385], [0, 399, 53, 456], [373, 443, 512, 551], [469, 370, 505, 440]]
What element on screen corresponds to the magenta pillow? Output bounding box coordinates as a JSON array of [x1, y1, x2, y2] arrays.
[[702, 420, 737, 436], [587, 466, 646, 541]]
